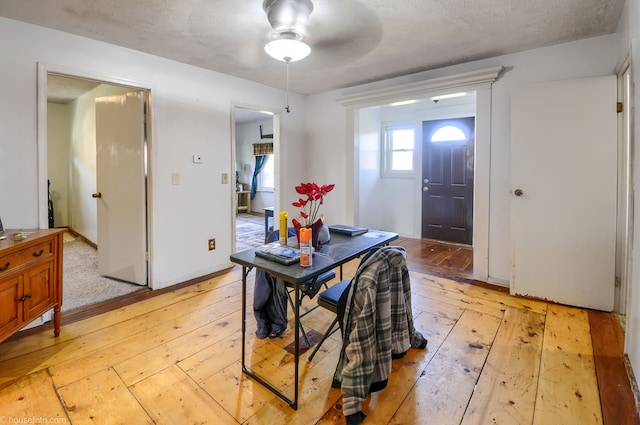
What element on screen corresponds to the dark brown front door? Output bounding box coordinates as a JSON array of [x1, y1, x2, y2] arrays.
[[421, 117, 475, 245]]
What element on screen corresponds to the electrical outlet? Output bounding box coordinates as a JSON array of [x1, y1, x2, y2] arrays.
[[208, 238, 216, 251]]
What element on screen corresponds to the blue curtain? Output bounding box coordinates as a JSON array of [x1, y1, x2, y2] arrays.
[[251, 155, 268, 199]]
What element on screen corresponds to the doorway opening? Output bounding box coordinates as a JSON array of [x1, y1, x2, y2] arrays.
[[341, 67, 502, 283], [354, 93, 479, 280], [233, 106, 278, 252], [39, 68, 151, 312]]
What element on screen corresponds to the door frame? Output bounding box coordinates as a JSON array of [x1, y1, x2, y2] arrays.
[[231, 103, 281, 253], [337, 66, 503, 284], [36, 62, 155, 288], [616, 56, 634, 315]]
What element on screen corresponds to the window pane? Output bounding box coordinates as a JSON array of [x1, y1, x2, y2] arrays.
[[382, 125, 415, 177], [391, 151, 413, 170], [260, 155, 275, 189], [431, 125, 466, 142], [392, 129, 415, 149]]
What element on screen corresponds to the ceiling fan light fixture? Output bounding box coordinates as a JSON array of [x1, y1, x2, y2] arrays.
[[265, 35, 311, 62], [263, 0, 313, 34]]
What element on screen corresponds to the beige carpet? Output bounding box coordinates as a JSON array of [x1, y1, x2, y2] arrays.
[[62, 238, 143, 312]]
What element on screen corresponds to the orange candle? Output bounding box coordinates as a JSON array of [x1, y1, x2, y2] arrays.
[[299, 227, 312, 267]]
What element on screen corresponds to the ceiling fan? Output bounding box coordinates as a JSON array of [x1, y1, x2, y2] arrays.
[[262, 0, 314, 63], [261, 0, 381, 111], [262, 0, 314, 112]]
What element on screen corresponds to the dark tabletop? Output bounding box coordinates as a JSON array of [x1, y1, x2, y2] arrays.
[[230, 229, 398, 284]]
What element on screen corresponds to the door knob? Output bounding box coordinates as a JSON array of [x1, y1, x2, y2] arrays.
[[92, 192, 102, 198], [424, 179, 429, 184], [514, 189, 524, 197], [423, 187, 429, 192]]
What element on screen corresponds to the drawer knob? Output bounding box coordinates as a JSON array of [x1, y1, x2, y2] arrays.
[[0, 262, 9, 272], [32, 249, 44, 257], [19, 293, 32, 302]]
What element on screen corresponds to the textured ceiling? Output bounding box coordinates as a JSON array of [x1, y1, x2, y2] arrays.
[[1, 0, 625, 96]]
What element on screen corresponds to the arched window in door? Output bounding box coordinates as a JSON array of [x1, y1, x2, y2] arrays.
[[431, 125, 466, 142]]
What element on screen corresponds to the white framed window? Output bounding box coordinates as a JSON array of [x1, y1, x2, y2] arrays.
[[382, 125, 415, 177], [258, 154, 275, 191]]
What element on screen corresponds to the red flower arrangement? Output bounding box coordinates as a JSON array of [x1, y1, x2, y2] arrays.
[[291, 182, 335, 228]]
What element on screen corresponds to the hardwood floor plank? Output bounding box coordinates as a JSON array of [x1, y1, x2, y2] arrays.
[[533, 304, 602, 425], [0, 270, 242, 363], [49, 291, 243, 387], [461, 306, 545, 425], [411, 272, 548, 315], [410, 274, 509, 318], [0, 281, 242, 388], [178, 334, 245, 382], [0, 369, 68, 422], [114, 310, 241, 386], [399, 237, 474, 279], [200, 360, 278, 422], [411, 292, 467, 321], [130, 364, 237, 424], [57, 367, 153, 424], [390, 309, 501, 425], [589, 310, 640, 425], [247, 338, 344, 424]]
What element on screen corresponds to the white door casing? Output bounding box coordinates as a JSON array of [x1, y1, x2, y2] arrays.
[[95, 92, 147, 285], [511, 76, 617, 311]]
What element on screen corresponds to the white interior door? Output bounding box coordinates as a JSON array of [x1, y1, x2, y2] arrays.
[[511, 76, 617, 311], [95, 92, 147, 285]]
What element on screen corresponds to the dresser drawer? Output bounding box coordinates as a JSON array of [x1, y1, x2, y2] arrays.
[[0, 240, 54, 275]]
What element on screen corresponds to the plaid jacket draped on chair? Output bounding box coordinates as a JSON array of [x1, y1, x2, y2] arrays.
[[332, 246, 427, 425]]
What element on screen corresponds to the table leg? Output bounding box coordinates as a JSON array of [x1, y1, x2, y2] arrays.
[[240, 266, 298, 409], [293, 284, 300, 409], [241, 266, 248, 373]]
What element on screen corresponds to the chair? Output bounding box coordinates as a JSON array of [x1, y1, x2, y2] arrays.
[[285, 270, 336, 346], [307, 279, 350, 361], [307, 247, 386, 361]]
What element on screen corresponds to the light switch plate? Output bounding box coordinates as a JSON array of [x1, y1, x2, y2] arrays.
[[221, 173, 228, 184]]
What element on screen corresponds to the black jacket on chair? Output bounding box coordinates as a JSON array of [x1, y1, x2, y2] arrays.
[[253, 228, 295, 339]]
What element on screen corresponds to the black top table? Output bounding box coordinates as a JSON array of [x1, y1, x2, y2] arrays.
[[230, 228, 398, 409]]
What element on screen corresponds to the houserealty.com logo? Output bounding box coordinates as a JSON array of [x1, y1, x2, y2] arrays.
[[0, 417, 67, 424]]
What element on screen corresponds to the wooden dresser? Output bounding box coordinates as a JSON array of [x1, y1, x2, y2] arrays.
[[0, 229, 64, 344]]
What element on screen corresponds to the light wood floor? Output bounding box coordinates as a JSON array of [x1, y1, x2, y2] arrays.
[[0, 239, 637, 424]]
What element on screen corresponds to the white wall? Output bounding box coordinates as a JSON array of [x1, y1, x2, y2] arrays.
[[47, 103, 70, 228], [0, 17, 306, 289], [356, 107, 383, 230]]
